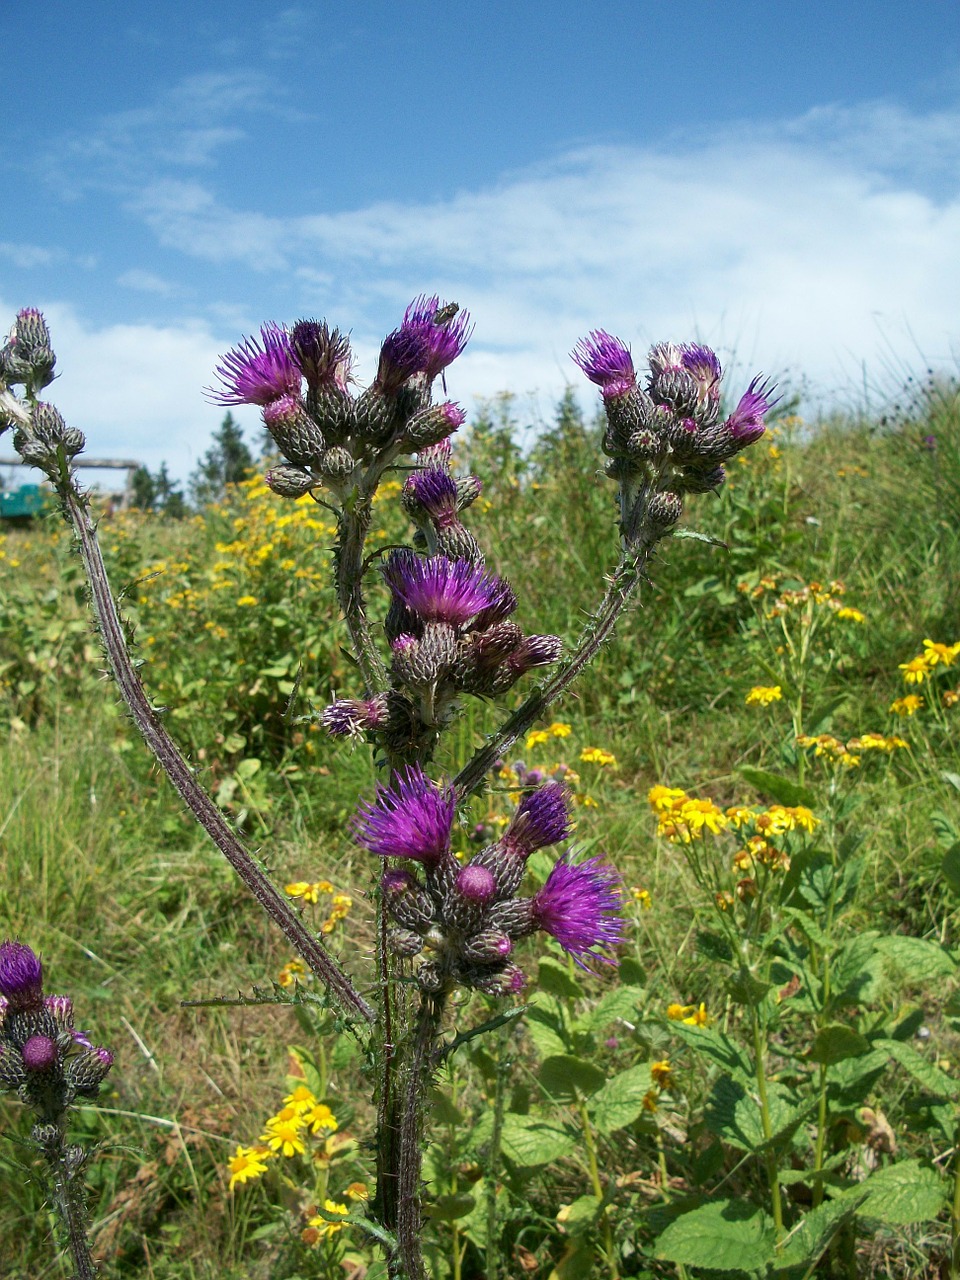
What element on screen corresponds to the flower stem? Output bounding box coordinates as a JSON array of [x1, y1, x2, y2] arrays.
[[577, 1098, 618, 1280], [334, 493, 387, 692], [950, 1120, 960, 1280], [55, 473, 374, 1027], [750, 1004, 785, 1246], [454, 539, 657, 802], [37, 1127, 98, 1280]]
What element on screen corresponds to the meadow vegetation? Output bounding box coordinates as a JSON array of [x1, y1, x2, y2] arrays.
[[1, 376, 960, 1278]]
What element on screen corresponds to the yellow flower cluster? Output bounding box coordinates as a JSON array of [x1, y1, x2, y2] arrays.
[[631, 887, 652, 910], [525, 721, 572, 750], [897, 639, 960, 685], [890, 694, 923, 716], [642, 1057, 674, 1111], [797, 732, 908, 769], [667, 1002, 710, 1027], [580, 746, 617, 767], [739, 575, 866, 623], [284, 878, 352, 935], [227, 1083, 340, 1189], [745, 685, 782, 706]]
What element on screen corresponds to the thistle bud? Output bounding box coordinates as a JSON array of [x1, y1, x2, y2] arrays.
[[265, 463, 317, 499], [399, 402, 467, 451], [22, 1034, 57, 1073], [262, 396, 326, 467], [316, 446, 355, 481], [5, 308, 56, 389], [64, 1044, 114, 1096], [391, 624, 458, 688], [644, 490, 683, 534], [381, 869, 436, 932], [462, 930, 513, 964], [388, 928, 424, 958], [469, 963, 527, 997]]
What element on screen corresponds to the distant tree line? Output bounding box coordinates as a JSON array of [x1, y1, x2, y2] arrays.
[[130, 412, 256, 517]]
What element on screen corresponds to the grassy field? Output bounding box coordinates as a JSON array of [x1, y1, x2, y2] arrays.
[[2, 379, 960, 1278]]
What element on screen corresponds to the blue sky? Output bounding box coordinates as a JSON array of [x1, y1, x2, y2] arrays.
[[3, 1, 960, 480]]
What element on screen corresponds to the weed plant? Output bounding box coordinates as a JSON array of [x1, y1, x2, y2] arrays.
[[1, 309, 960, 1278]]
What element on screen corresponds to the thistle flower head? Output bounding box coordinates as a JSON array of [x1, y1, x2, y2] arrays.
[[646, 342, 685, 380], [208, 323, 302, 406], [383, 550, 515, 628], [320, 695, 388, 738], [505, 782, 572, 855], [0, 940, 44, 1011], [572, 331, 636, 396], [456, 864, 497, 903], [680, 344, 722, 399], [403, 467, 459, 524], [726, 376, 778, 444], [377, 296, 472, 392], [532, 856, 624, 968], [290, 319, 353, 392], [353, 765, 455, 863], [21, 1034, 57, 1072]]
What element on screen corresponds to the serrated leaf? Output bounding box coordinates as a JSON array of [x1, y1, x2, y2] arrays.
[[589, 1064, 654, 1135], [705, 1075, 809, 1153], [726, 968, 772, 1006], [654, 1199, 777, 1271], [539, 1055, 607, 1102], [538, 957, 585, 999], [658, 1020, 752, 1079], [809, 1024, 871, 1065], [525, 996, 568, 1059], [738, 766, 816, 808], [942, 842, 960, 894], [874, 935, 956, 982], [588, 985, 642, 1032], [856, 1159, 948, 1225], [547, 1238, 598, 1280], [942, 771, 960, 794], [830, 932, 882, 1008], [696, 930, 734, 963], [874, 1039, 959, 1098], [557, 1194, 602, 1233], [498, 1113, 577, 1167], [779, 1189, 867, 1268], [424, 1193, 475, 1221]]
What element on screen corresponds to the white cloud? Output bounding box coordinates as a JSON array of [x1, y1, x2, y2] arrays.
[[116, 268, 177, 295]]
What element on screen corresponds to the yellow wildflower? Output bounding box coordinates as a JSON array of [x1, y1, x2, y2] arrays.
[[261, 1117, 306, 1158], [676, 797, 728, 837], [277, 959, 306, 988], [632, 887, 652, 910], [346, 1182, 369, 1201], [899, 655, 932, 684], [648, 785, 688, 814], [650, 1059, 673, 1089], [836, 607, 866, 623], [745, 685, 783, 706], [890, 694, 923, 716], [303, 1199, 350, 1243], [236, 595, 258, 607], [683, 1003, 710, 1027], [303, 1102, 338, 1134], [283, 1085, 317, 1114], [547, 721, 572, 737], [580, 747, 617, 767], [525, 729, 549, 750], [227, 1144, 271, 1190], [725, 805, 756, 828], [666, 1003, 689, 1021], [944, 690, 960, 709], [922, 639, 960, 667], [642, 1089, 660, 1112], [285, 880, 334, 904], [715, 890, 735, 911]]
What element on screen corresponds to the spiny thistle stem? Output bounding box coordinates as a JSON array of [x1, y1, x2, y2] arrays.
[[56, 472, 375, 1027], [454, 535, 658, 802], [40, 1129, 99, 1280], [335, 493, 387, 691]]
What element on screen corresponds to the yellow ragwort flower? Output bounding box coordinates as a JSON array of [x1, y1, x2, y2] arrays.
[[632, 887, 652, 910], [547, 721, 572, 737], [525, 729, 549, 750], [304, 1199, 350, 1242], [580, 747, 617, 767], [277, 959, 306, 988], [346, 1182, 369, 1201], [303, 1102, 339, 1134], [899, 655, 932, 684], [261, 1113, 307, 1158], [283, 1085, 317, 1114], [227, 1144, 271, 1190], [836, 607, 866, 623], [648, 785, 688, 814], [745, 685, 783, 706], [944, 690, 960, 709], [922, 639, 960, 667], [236, 595, 258, 607], [677, 797, 728, 837], [650, 1059, 673, 1089], [666, 1003, 690, 1021], [890, 695, 923, 716]]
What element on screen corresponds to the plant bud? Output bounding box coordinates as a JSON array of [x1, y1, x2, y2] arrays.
[[65, 1044, 113, 1097], [21, 1035, 57, 1073], [455, 475, 483, 511], [262, 395, 327, 467], [316, 446, 355, 481], [6, 309, 56, 388], [435, 523, 482, 562], [469, 962, 527, 997], [388, 928, 424, 957], [399, 402, 467, 451], [0, 1043, 26, 1091], [645, 490, 684, 533], [391, 624, 457, 688], [416, 960, 444, 993], [462, 930, 513, 964], [265, 463, 317, 498], [382, 870, 435, 932]]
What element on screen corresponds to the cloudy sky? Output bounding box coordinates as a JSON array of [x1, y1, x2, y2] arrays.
[[3, 1, 960, 481]]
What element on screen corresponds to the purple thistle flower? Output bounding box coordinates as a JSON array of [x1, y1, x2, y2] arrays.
[[680, 344, 722, 397], [505, 782, 572, 855], [0, 940, 44, 1011], [571, 331, 636, 396], [456, 864, 497, 903], [207, 323, 302, 406], [290, 319, 353, 392], [404, 467, 459, 525], [532, 856, 624, 968], [403, 295, 473, 381], [353, 765, 455, 863], [725, 376, 778, 444], [320, 695, 388, 738], [383, 550, 514, 628], [506, 634, 563, 676]]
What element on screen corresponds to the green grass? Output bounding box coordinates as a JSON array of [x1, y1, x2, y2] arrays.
[[2, 381, 960, 1277]]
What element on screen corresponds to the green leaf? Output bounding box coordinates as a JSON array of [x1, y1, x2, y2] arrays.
[[874, 935, 956, 982], [942, 841, 960, 894], [942, 771, 960, 794], [539, 1055, 607, 1102], [809, 1024, 871, 1065], [726, 968, 772, 1006], [587, 985, 643, 1032], [234, 757, 262, 780], [589, 1064, 654, 1136], [695, 930, 735, 963], [547, 1239, 598, 1280], [654, 1199, 777, 1272], [705, 1075, 809, 1153], [830, 932, 882, 1008], [856, 1159, 948, 1225], [538, 957, 585, 999], [779, 1189, 868, 1269], [497, 1113, 577, 1167], [557, 1194, 602, 1234], [673, 529, 728, 549], [424, 1194, 476, 1221], [525, 999, 568, 1059], [738, 766, 816, 808], [658, 1020, 752, 1079], [874, 1039, 959, 1098]]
